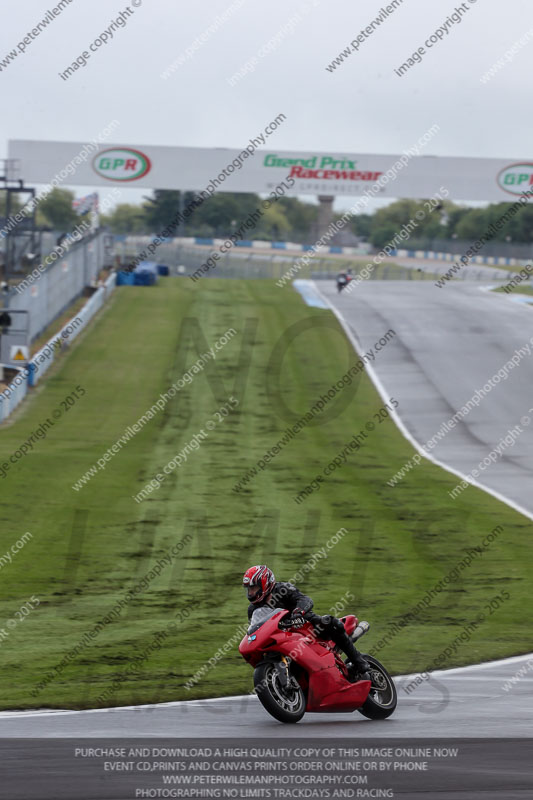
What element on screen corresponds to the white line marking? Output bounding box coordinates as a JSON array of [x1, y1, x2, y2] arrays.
[[311, 280, 533, 524], [3, 654, 532, 718]]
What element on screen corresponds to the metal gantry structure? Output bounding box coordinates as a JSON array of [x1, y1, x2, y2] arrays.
[[0, 159, 40, 283]]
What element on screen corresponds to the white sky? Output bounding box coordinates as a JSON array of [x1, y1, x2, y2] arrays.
[[1, 0, 531, 213]]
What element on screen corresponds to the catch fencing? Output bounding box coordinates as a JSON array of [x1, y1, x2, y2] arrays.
[[0, 272, 116, 421], [115, 237, 524, 282], [8, 230, 114, 342], [154, 246, 514, 282], [0, 231, 115, 423], [398, 238, 533, 262], [115, 238, 379, 280], [29, 271, 117, 387]]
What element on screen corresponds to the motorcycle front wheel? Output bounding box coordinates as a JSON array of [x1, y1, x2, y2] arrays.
[[254, 662, 306, 723], [357, 655, 397, 720]]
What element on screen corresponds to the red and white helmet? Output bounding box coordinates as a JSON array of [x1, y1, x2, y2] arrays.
[[243, 565, 275, 603]]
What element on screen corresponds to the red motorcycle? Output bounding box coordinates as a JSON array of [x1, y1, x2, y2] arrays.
[[239, 607, 397, 723]]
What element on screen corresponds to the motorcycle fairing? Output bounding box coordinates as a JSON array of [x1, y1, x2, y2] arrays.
[[238, 610, 371, 713]]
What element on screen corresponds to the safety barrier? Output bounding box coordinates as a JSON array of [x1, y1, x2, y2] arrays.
[[29, 272, 116, 387], [0, 273, 117, 421], [394, 248, 530, 268], [0, 368, 28, 424], [8, 229, 114, 342], [117, 235, 533, 265], [115, 235, 370, 259], [114, 237, 527, 283], [191, 237, 366, 254]]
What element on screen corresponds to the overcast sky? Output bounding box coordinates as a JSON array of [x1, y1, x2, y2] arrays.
[[1, 0, 531, 212]]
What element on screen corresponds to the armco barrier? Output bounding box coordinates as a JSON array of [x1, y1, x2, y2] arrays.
[[117, 236, 533, 266], [29, 272, 116, 387], [115, 236, 370, 262], [394, 247, 530, 269], [0, 369, 28, 424]]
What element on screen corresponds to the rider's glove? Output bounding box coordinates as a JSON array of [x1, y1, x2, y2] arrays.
[[279, 610, 305, 630], [290, 608, 307, 627], [290, 614, 305, 628]]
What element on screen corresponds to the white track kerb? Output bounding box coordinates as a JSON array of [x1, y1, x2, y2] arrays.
[[2, 651, 532, 717], [310, 281, 533, 525]]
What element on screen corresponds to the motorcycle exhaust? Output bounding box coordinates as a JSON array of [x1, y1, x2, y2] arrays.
[[352, 620, 370, 641]]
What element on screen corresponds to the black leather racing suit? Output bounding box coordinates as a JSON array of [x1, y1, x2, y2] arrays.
[[247, 581, 368, 672]]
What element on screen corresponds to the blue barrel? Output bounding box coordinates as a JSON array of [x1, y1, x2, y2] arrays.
[[27, 362, 37, 387]]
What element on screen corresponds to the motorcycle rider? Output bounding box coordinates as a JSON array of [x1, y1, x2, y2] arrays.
[[336, 270, 348, 293], [336, 268, 354, 293], [243, 565, 370, 681]]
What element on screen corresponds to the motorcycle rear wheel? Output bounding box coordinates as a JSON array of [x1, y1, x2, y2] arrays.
[[254, 662, 306, 723], [357, 655, 397, 720]]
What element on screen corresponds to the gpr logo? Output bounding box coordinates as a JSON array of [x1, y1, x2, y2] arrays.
[[497, 162, 533, 195], [93, 148, 151, 181]]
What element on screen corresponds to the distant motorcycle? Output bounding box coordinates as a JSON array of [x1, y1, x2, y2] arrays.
[[336, 271, 353, 293], [239, 607, 397, 723]]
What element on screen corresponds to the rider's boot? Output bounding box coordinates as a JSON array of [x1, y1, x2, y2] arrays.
[[338, 632, 371, 682]]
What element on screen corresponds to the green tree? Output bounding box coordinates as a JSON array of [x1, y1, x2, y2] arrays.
[[255, 205, 291, 240], [350, 213, 373, 239], [277, 197, 318, 241], [186, 193, 262, 237], [484, 202, 533, 243], [369, 200, 418, 247], [190, 193, 242, 235], [505, 202, 533, 243], [140, 190, 342, 242], [368, 198, 450, 247], [371, 223, 402, 249], [455, 208, 490, 241], [443, 205, 471, 238], [144, 190, 183, 230], [38, 188, 77, 230], [105, 204, 148, 234]]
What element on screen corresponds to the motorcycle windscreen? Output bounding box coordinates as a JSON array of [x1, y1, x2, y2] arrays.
[[247, 606, 285, 634]]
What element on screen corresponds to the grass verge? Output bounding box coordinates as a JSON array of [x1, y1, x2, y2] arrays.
[[492, 285, 533, 297]]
